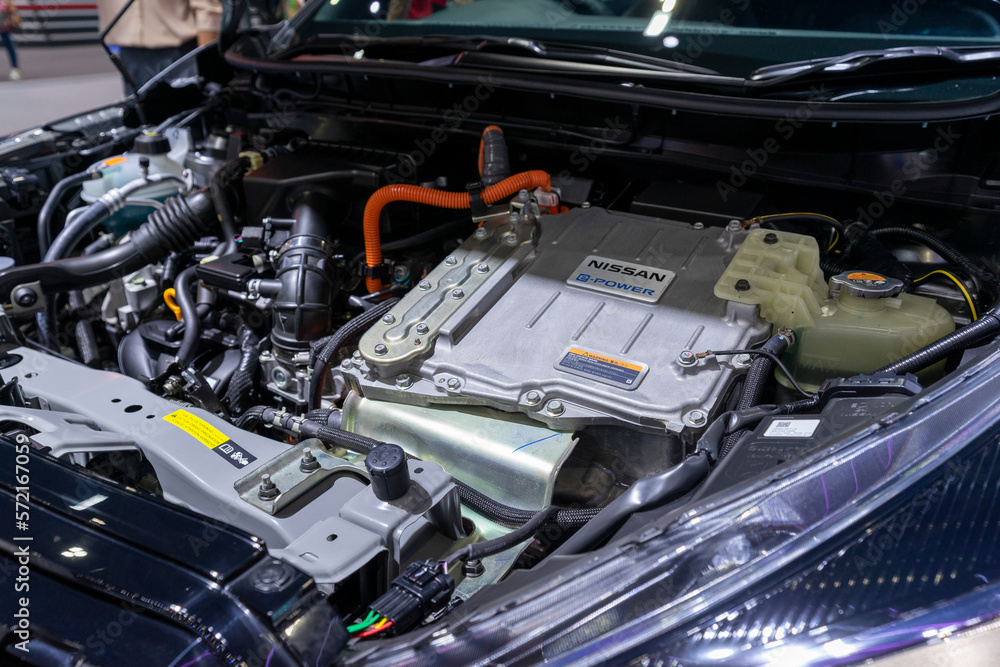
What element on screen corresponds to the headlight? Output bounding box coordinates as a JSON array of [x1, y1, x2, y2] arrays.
[[351, 344, 1000, 666]]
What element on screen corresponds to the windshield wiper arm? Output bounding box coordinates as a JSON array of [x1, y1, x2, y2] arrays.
[[299, 33, 725, 77], [750, 45, 1000, 85]]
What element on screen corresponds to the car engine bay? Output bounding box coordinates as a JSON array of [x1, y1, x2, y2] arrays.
[[1, 54, 999, 660]]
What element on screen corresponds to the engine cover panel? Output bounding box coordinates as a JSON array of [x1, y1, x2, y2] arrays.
[[352, 207, 769, 434]]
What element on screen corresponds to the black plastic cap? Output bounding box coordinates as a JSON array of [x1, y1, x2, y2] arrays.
[[365, 444, 410, 501], [133, 133, 171, 155]]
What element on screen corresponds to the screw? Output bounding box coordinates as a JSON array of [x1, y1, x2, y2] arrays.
[[735, 279, 751, 292], [581, 202, 591, 208], [687, 410, 707, 427], [733, 353, 753, 368], [395, 375, 412, 389], [352, 350, 363, 361], [444, 256, 458, 266], [12, 288, 36, 308], [677, 350, 697, 367], [418, 279, 432, 290], [447, 378, 461, 391], [381, 313, 396, 324], [476, 263, 490, 274], [463, 558, 486, 578], [763, 232, 779, 245], [300, 447, 320, 473], [474, 227, 489, 239], [258, 473, 279, 500], [340, 358, 352, 371], [451, 288, 465, 299], [373, 344, 388, 356], [517, 189, 530, 202], [525, 390, 541, 405], [546, 400, 565, 416], [505, 234, 519, 245], [693, 222, 705, 230], [415, 323, 429, 335], [727, 219, 743, 232]]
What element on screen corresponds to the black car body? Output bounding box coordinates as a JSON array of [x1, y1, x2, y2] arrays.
[[3, 1, 1000, 664]]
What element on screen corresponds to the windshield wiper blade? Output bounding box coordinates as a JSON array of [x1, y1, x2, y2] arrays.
[[750, 45, 1000, 85]]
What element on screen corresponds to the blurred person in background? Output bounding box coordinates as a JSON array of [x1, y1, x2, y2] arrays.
[[0, 0, 20, 81], [98, 0, 222, 90]]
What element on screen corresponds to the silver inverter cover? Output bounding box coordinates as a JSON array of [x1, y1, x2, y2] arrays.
[[348, 206, 769, 435]]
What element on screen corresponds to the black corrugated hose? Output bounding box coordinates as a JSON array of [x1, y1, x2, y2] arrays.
[[719, 330, 794, 460], [877, 302, 1000, 375], [307, 298, 399, 410], [222, 326, 261, 416], [444, 505, 558, 566]]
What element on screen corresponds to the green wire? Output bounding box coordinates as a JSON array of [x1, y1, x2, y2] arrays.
[[346, 610, 379, 633]]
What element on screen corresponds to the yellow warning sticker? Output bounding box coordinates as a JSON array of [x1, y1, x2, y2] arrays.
[[566, 347, 644, 372], [163, 409, 230, 449]]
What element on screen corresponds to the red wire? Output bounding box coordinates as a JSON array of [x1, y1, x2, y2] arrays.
[[357, 620, 394, 638]]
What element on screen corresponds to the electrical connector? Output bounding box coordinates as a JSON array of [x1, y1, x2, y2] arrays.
[[369, 560, 455, 633]]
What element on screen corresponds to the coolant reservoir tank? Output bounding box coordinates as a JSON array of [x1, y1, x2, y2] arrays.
[[714, 230, 955, 392], [80, 132, 185, 233]]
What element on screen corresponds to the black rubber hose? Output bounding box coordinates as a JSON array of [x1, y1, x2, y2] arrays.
[[37, 170, 96, 256], [876, 304, 1000, 375], [307, 298, 399, 410], [173, 266, 202, 368], [444, 505, 558, 567], [0, 191, 214, 306], [870, 226, 990, 282], [719, 331, 793, 460], [554, 453, 712, 556], [43, 199, 113, 262], [210, 158, 248, 256]]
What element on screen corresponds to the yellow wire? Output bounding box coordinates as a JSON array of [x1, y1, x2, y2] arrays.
[[374, 618, 389, 630], [914, 269, 978, 321], [744, 212, 841, 251]]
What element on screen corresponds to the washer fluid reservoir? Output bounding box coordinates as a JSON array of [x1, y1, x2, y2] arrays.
[[714, 229, 955, 392]]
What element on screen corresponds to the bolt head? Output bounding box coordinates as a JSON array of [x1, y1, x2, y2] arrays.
[[677, 350, 696, 367], [727, 220, 743, 232], [505, 234, 519, 245], [395, 375, 412, 389], [476, 263, 490, 274], [692, 222, 705, 230], [525, 391, 541, 405], [381, 313, 396, 325], [271, 368, 288, 387], [340, 358, 353, 371], [474, 227, 489, 238], [447, 378, 461, 390], [733, 353, 753, 368], [451, 288, 465, 299], [373, 344, 388, 356], [418, 280, 432, 290], [546, 400, 565, 416], [464, 558, 486, 578], [687, 410, 707, 426], [415, 323, 429, 335], [581, 202, 591, 208], [444, 256, 458, 266], [517, 189, 530, 202], [12, 288, 36, 308]]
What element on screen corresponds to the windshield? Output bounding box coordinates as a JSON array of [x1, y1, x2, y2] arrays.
[[290, 0, 1000, 75]]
